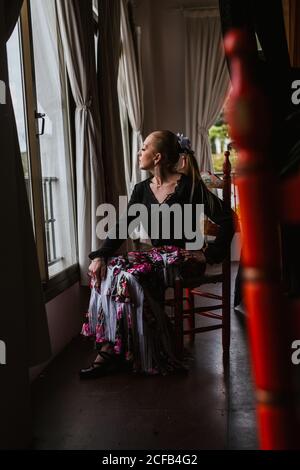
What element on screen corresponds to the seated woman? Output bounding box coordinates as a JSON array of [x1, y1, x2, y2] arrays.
[[80, 130, 235, 379]]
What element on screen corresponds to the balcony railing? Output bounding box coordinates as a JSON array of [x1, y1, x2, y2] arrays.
[[42, 177, 63, 266], [25, 176, 63, 266]]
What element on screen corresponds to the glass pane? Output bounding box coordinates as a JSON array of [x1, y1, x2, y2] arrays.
[[30, 0, 77, 277], [6, 23, 33, 217]]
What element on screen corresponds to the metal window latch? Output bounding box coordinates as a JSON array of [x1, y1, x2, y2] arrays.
[[35, 111, 46, 136]]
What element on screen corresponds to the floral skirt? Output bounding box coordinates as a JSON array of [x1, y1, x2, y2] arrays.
[[81, 245, 206, 375]]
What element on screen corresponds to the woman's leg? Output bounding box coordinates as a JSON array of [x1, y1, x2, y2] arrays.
[[93, 342, 115, 365], [79, 341, 121, 379]]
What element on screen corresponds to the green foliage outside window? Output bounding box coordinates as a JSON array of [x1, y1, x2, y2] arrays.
[[209, 112, 237, 173]]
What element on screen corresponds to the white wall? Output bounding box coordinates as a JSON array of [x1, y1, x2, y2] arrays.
[[133, 0, 218, 136], [29, 282, 83, 382]]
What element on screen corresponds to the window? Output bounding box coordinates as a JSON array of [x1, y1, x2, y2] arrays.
[[6, 22, 33, 218], [30, 0, 76, 277], [6, 0, 77, 288], [209, 110, 237, 173], [209, 110, 240, 218]]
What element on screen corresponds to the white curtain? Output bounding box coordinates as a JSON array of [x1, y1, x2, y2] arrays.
[[185, 10, 230, 172], [118, 0, 145, 196], [56, 0, 105, 285]]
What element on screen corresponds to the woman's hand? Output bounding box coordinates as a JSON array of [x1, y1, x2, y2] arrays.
[[192, 250, 206, 264], [182, 249, 206, 263], [88, 257, 107, 288]]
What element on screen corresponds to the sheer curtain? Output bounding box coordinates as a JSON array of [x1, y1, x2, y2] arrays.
[[185, 10, 230, 172], [56, 0, 105, 285], [0, 0, 51, 448], [118, 0, 145, 196]]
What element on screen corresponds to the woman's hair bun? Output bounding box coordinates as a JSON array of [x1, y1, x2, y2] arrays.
[[176, 133, 194, 155]]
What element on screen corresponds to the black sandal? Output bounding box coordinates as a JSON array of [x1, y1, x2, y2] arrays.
[[79, 350, 121, 380]]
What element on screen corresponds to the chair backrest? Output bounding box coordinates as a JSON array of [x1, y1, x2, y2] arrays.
[[202, 148, 232, 238], [224, 28, 300, 450]]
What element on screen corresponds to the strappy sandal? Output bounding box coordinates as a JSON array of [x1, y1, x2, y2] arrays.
[[79, 351, 121, 380]]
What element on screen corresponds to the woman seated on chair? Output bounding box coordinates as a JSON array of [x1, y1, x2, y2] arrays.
[[80, 130, 235, 379]]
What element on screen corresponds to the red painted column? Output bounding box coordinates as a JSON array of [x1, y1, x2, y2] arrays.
[[224, 29, 298, 449]]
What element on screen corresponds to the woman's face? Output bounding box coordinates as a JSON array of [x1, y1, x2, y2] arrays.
[[138, 133, 161, 171], [176, 154, 188, 174]]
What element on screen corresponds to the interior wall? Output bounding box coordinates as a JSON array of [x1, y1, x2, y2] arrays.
[[132, 0, 219, 137], [29, 282, 83, 382]]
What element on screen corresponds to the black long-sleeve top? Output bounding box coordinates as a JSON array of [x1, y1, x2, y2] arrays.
[[89, 174, 236, 264]]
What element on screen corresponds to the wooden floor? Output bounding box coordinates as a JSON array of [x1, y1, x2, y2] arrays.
[[31, 263, 258, 450]]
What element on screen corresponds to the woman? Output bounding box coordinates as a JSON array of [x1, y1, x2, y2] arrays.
[[80, 130, 235, 378]]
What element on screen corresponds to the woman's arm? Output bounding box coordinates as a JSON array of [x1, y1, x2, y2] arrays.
[[89, 183, 142, 261], [194, 180, 236, 264]]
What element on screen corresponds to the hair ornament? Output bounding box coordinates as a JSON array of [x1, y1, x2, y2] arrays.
[[176, 133, 193, 154]]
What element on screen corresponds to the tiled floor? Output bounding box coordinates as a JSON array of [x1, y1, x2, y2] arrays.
[[31, 263, 258, 450]]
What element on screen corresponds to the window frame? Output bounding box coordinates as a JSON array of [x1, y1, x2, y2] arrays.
[[16, 0, 79, 300]]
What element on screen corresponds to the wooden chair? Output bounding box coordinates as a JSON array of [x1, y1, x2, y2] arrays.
[[224, 29, 300, 449], [166, 148, 233, 363]]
